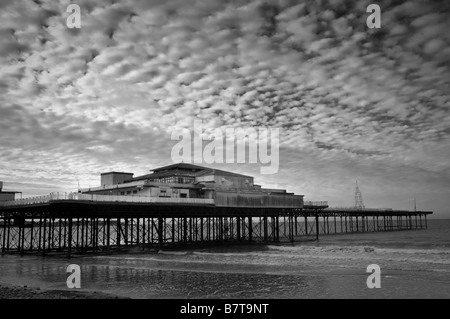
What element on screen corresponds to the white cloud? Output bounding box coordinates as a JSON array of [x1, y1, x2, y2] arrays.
[[0, 0, 449, 217]]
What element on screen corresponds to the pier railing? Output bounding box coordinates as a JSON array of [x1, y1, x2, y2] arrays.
[[304, 201, 328, 207], [325, 207, 400, 212], [0, 195, 53, 207], [68, 193, 214, 204], [0, 193, 215, 207]]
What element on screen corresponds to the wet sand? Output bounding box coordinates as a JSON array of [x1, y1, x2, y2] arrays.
[[0, 283, 127, 299]]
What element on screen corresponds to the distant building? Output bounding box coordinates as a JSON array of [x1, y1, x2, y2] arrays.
[[0, 181, 21, 202], [81, 163, 303, 208]]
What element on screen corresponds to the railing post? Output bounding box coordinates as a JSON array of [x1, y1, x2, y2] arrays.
[[248, 216, 252, 242], [315, 212, 319, 241], [67, 217, 72, 259], [2, 215, 7, 253], [158, 217, 163, 250]]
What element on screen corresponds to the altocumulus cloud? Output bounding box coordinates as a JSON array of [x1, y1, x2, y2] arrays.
[[0, 0, 449, 217]]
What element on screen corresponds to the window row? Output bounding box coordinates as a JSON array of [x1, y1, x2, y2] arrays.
[[120, 190, 138, 195], [149, 177, 194, 184]]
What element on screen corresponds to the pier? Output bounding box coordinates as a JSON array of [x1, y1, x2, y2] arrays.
[[0, 164, 433, 257], [0, 193, 432, 258]]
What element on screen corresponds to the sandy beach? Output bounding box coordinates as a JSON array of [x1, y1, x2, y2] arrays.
[[0, 283, 126, 299], [0, 220, 448, 299]]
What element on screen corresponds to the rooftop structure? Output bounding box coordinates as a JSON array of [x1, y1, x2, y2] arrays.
[[81, 163, 303, 208], [0, 181, 21, 202]]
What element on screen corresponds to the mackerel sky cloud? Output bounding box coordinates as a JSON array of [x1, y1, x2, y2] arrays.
[[0, 0, 449, 217]]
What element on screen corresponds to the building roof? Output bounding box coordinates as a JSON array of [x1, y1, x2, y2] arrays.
[[128, 169, 199, 182], [152, 163, 210, 172], [196, 168, 252, 179], [128, 163, 252, 182], [100, 172, 134, 176]]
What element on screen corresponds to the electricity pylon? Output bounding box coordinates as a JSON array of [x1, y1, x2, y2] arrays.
[[354, 180, 365, 210]]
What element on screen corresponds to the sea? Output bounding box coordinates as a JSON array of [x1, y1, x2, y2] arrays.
[[0, 219, 449, 299]]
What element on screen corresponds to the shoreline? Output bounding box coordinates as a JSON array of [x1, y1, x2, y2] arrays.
[[0, 282, 129, 299]]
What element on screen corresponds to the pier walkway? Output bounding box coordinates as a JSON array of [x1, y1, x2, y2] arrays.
[[0, 193, 432, 257]]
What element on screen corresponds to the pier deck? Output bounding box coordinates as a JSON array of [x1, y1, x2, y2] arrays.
[[0, 195, 432, 258]]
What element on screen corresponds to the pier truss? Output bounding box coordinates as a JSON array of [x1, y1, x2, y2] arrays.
[[0, 200, 432, 258]]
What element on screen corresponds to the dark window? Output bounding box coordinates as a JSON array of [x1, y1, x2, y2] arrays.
[[159, 188, 170, 197]]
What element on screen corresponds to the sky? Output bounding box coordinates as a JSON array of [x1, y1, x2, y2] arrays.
[[0, 0, 449, 218]]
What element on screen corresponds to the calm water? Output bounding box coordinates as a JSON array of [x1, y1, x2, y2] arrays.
[[1, 219, 449, 299]]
